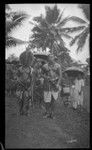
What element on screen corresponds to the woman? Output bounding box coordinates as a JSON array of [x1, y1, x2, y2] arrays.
[[72, 77, 79, 109], [78, 74, 85, 107]]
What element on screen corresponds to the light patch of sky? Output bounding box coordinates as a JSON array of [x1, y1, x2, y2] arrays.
[[6, 4, 89, 64]]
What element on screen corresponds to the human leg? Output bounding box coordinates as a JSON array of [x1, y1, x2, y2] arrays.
[[48, 92, 58, 119], [43, 102, 51, 118], [43, 91, 52, 118], [80, 91, 83, 106], [49, 95, 55, 118]]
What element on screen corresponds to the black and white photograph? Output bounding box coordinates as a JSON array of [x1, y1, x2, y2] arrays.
[[5, 4, 90, 148]]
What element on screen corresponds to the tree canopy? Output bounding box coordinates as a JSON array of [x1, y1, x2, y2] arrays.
[[5, 4, 29, 47]]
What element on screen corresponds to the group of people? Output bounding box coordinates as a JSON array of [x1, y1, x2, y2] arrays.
[[9, 53, 85, 117], [39, 54, 85, 118]]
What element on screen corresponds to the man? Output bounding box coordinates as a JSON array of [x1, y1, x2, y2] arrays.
[[42, 54, 62, 119], [16, 64, 33, 115]]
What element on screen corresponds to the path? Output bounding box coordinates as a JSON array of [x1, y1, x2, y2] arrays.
[[5, 96, 90, 148]]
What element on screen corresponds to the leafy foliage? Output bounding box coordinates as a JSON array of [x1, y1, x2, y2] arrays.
[[30, 5, 74, 53], [5, 5, 29, 47], [70, 26, 89, 53], [30, 5, 88, 55], [6, 12, 28, 35], [79, 4, 90, 21], [6, 36, 28, 47], [60, 26, 85, 33], [45, 5, 60, 24], [69, 4, 90, 52], [29, 5, 88, 69]]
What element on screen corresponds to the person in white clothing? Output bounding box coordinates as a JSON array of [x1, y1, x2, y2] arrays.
[[72, 77, 79, 109], [78, 74, 84, 107], [72, 74, 84, 109]]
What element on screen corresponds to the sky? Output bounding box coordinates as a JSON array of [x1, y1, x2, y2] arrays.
[[6, 4, 89, 64]]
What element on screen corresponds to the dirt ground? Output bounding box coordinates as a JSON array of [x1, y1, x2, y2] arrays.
[[5, 95, 90, 148]]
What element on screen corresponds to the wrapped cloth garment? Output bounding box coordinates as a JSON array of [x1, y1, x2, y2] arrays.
[[78, 79, 84, 106], [44, 91, 59, 103], [71, 78, 84, 109]]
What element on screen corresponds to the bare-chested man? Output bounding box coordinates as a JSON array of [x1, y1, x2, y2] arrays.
[[42, 54, 62, 119]]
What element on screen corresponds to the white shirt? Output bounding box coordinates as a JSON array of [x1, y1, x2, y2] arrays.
[[74, 79, 84, 93]]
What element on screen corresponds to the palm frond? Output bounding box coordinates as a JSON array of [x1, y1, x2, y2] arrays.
[[57, 16, 70, 27], [33, 15, 49, 29], [77, 27, 89, 52], [6, 12, 28, 35], [58, 16, 87, 29], [55, 31, 65, 47], [45, 5, 60, 24], [56, 9, 65, 24], [59, 26, 85, 33], [30, 5, 89, 56], [70, 34, 80, 46], [12, 11, 29, 22], [78, 4, 90, 21], [60, 33, 73, 39], [67, 16, 87, 24], [70, 26, 89, 52], [6, 36, 28, 47]]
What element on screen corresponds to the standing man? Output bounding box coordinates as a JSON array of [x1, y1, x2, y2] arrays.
[[42, 54, 62, 119]]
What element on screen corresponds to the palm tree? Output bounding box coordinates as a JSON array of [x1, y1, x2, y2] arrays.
[[5, 4, 29, 47], [69, 4, 90, 52], [29, 5, 86, 56]]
